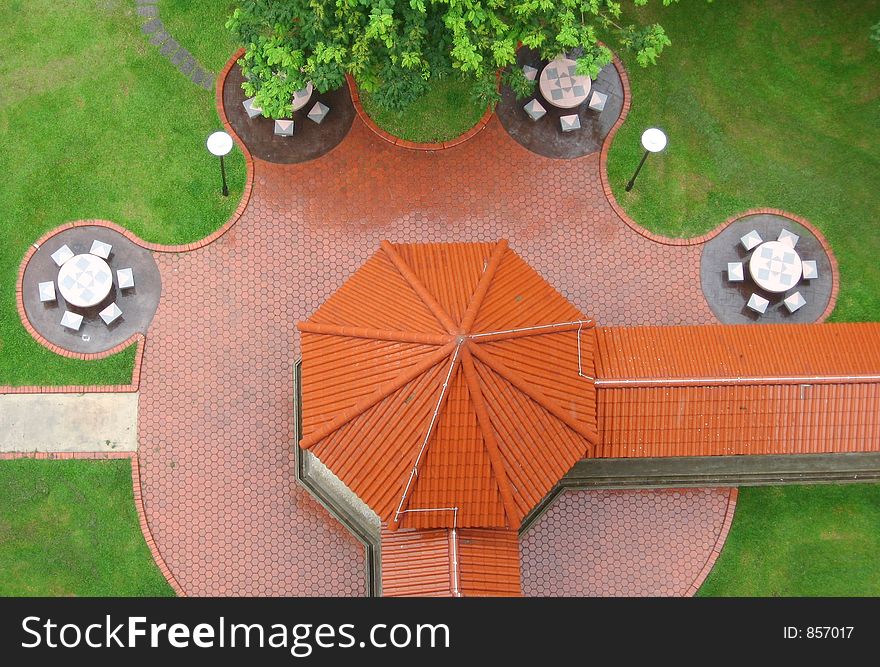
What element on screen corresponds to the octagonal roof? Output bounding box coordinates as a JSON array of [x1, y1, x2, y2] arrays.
[[298, 240, 598, 531]]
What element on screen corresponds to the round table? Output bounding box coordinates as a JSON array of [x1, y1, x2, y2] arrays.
[[57, 253, 113, 307], [292, 82, 314, 112], [539, 57, 591, 109], [748, 241, 802, 293]]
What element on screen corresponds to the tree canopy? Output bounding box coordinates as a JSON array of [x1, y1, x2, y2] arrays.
[[227, 0, 676, 118]]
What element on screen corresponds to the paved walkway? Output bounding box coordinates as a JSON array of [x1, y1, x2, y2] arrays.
[[0, 393, 138, 453], [521, 488, 736, 596], [136, 0, 214, 90], [135, 112, 720, 596]]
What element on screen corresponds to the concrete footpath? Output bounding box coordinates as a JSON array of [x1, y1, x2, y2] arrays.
[[0, 393, 138, 452]]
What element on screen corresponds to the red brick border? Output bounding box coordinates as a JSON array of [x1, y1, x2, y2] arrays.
[[0, 451, 134, 460], [686, 487, 739, 596], [598, 57, 839, 322], [346, 73, 495, 151]]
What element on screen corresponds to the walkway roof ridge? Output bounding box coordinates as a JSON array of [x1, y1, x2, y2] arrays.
[[594, 322, 880, 383]]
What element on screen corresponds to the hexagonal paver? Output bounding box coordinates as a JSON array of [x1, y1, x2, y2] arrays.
[[521, 488, 734, 596]]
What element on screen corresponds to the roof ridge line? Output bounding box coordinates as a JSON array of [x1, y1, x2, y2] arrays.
[[297, 321, 449, 346], [458, 239, 509, 333], [381, 241, 458, 334], [469, 319, 594, 343], [596, 374, 880, 388], [300, 342, 457, 449], [469, 343, 600, 447], [460, 345, 521, 528]]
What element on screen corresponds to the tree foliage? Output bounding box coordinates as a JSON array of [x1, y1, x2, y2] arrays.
[[227, 0, 677, 118]]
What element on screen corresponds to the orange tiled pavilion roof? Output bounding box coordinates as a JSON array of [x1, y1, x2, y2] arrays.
[[593, 322, 880, 458], [298, 240, 598, 531]]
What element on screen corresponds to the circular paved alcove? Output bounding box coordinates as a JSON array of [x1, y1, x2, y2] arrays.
[[700, 213, 834, 324], [22, 225, 161, 355], [496, 47, 625, 159], [222, 62, 356, 164], [521, 488, 737, 596]]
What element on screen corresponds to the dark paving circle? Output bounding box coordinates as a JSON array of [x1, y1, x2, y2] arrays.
[[22, 226, 161, 354], [700, 213, 833, 323], [223, 65, 355, 164], [497, 47, 624, 159]]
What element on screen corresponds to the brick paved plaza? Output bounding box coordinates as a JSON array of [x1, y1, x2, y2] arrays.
[[135, 99, 734, 595]]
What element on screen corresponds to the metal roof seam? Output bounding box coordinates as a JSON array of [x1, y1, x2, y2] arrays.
[[392, 344, 464, 528], [470, 342, 600, 446]]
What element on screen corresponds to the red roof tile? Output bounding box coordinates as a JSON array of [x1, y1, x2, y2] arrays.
[[381, 527, 521, 597], [298, 241, 598, 530], [594, 323, 880, 457], [595, 323, 880, 382]]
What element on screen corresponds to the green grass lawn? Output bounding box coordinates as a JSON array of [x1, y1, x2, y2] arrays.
[[0, 1, 246, 386], [360, 76, 487, 143], [699, 484, 880, 596], [0, 460, 175, 596], [160, 0, 239, 73], [607, 0, 880, 322]]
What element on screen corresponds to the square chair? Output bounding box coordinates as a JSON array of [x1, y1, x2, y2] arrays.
[[39, 281, 56, 302], [727, 262, 744, 282], [99, 302, 123, 325], [740, 230, 763, 251], [89, 239, 112, 259], [274, 119, 294, 137], [242, 97, 262, 119], [801, 260, 818, 280], [588, 90, 608, 112], [51, 245, 74, 267], [560, 114, 581, 132], [60, 310, 83, 331], [522, 65, 538, 81], [747, 293, 769, 314], [117, 268, 135, 290], [778, 229, 799, 248], [307, 101, 330, 124], [523, 99, 546, 121], [784, 291, 806, 313]]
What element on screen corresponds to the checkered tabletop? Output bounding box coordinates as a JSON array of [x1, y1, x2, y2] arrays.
[[291, 82, 314, 112], [748, 241, 802, 293], [539, 57, 591, 109], [57, 254, 113, 307]]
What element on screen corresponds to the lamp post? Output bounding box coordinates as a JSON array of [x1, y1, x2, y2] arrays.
[[625, 128, 667, 192], [206, 131, 234, 197]]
